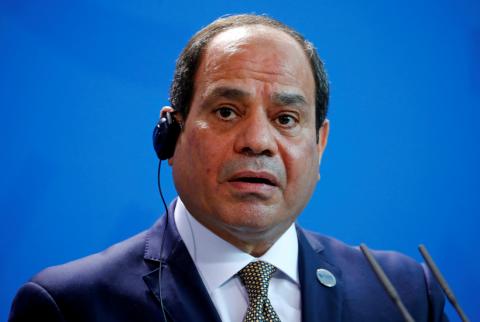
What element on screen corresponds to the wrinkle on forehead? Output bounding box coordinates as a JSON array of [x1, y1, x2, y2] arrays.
[[198, 25, 314, 101]]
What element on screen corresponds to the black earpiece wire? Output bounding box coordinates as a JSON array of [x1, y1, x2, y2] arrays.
[[157, 160, 169, 322], [157, 160, 169, 216]]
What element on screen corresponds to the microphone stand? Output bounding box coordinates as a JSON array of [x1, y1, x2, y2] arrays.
[[360, 244, 415, 322], [418, 244, 470, 322]]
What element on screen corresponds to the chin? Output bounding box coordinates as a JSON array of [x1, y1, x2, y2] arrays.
[[220, 206, 288, 233]]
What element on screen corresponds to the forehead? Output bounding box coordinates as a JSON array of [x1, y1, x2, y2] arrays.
[[195, 25, 315, 101]]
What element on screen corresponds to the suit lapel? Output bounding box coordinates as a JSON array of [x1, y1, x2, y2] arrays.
[[297, 227, 344, 322], [142, 201, 222, 322], [142, 202, 344, 322]]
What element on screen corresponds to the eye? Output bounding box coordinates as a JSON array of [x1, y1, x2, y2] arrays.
[[275, 114, 298, 127], [215, 106, 237, 121]]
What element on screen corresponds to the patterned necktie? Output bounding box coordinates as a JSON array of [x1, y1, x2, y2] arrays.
[[238, 261, 281, 322]]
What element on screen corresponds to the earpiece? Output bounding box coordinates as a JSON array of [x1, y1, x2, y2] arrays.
[[152, 111, 180, 322], [152, 111, 181, 160]]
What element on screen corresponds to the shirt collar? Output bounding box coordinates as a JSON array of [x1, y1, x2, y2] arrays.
[[174, 198, 299, 294]]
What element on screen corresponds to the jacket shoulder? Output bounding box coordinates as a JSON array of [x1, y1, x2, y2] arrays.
[[9, 213, 175, 322], [301, 228, 422, 276], [299, 228, 447, 321], [9, 228, 157, 322], [31, 229, 150, 291]]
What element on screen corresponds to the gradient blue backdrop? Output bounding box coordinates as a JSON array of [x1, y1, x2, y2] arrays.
[[1, 0, 479, 320]]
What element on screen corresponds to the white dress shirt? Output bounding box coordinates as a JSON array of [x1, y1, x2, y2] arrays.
[[174, 198, 301, 322]]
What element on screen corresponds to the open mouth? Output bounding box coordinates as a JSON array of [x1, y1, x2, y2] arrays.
[[231, 177, 275, 186]]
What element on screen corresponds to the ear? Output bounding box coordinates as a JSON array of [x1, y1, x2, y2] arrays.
[[316, 120, 330, 180], [161, 105, 184, 127], [317, 119, 329, 161], [160, 105, 174, 117]]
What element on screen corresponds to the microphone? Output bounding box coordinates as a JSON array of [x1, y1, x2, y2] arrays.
[[360, 243, 415, 322], [418, 244, 470, 322]]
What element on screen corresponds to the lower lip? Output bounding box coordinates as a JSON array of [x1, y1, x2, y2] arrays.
[[227, 181, 277, 196]]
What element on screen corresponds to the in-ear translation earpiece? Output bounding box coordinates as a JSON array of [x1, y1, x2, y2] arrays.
[[153, 111, 181, 160]]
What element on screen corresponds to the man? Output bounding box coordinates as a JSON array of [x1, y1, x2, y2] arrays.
[[9, 14, 447, 321]]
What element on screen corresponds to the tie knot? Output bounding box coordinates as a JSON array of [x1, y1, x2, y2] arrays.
[[238, 261, 277, 298]]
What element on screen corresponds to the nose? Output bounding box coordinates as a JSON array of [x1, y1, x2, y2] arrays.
[[233, 110, 278, 157]]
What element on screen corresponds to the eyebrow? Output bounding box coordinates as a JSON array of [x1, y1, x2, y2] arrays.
[[202, 86, 308, 109], [271, 92, 308, 107], [205, 86, 251, 101]]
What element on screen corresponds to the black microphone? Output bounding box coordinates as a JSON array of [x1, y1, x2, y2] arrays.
[[418, 244, 470, 322], [360, 243, 415, 322]]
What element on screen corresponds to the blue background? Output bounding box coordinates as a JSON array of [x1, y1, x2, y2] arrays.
[[1, 0, 479, 320]]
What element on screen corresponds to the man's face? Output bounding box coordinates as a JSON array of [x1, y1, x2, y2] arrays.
[[170, 25, 329, 252]]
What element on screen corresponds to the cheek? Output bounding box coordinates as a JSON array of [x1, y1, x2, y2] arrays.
[[180, 126, 228, 179], [284, 142, 320, 188]]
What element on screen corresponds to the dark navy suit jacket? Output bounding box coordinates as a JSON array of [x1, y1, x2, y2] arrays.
[[9, 201, 448, 321]]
